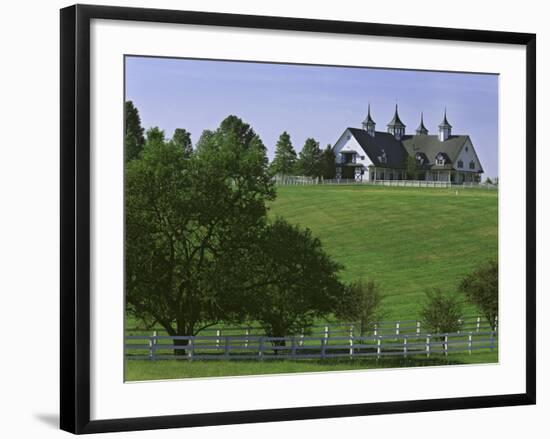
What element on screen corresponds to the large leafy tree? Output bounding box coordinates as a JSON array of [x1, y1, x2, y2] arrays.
[[296, 137, 322, 177], [125, 115, 275, 353], [125, 101, 145, 162], [171, 128, 193, 157], [319, 144, 336, 180], [247, 218, 345, 343], [458, 260, 498, 330], [270, 131, 297, 176]]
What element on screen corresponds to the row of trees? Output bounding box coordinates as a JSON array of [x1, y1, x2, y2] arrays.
[[269, 131, 336, 179], [127, 101, 336, 179]]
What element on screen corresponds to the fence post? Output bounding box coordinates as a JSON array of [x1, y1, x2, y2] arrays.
[[403, 336, 408, 358], [216, 329, 221, 348], [377, 337, 381, 360], [245, 328, 250, 348], [468, 333, 473, 355], [444, 335, 448, 356], [494, 316, 499, 332], [188, 337, 194, 360], [476, 316, 481, 332], [395, 322, 400, 336], [258, 337, 264, 360], [299, 329, 304, 347], [349, 325, 354, 357], [324, 325, 329, 341], [373, 323, 378, 336], [321, 338, 327, 359], [416, 321, 421, 335], [490, 331, 495, 351], [224, 336, 230, 359], [148, 336, 154, 361], [151, 330, 158, 361], [457, 318, 462, 333], [426, 335, 430, 358]]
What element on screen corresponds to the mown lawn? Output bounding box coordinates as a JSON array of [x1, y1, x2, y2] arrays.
[[124, 185, 498, 379], [268, 185, 498, 320], [125, 350, 498, 381]]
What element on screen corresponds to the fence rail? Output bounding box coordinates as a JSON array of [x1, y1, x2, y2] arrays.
[[126, 330, 498, 361], [272, 175, 497, 189]]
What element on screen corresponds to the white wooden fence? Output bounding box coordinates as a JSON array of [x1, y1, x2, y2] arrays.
[[272, 176, 497, 190], [127, 316, 497, 340], [126, 330, 497, 361]]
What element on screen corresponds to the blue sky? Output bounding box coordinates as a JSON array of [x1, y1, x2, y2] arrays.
[[125, 56, 499, 178]]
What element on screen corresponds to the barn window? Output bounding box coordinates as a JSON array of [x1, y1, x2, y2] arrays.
[[342, 152, 356, 164], [469, 160, 475, 169], [435, 155, 445, 166], [457, 160, 463, 168]]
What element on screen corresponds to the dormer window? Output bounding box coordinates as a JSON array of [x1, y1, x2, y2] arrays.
[[378, 150, 387, 164], [457, 160, 464, 168], [415, 153, 424, 165], [435, 154, 445, 166], [469, 160, 475, 169]]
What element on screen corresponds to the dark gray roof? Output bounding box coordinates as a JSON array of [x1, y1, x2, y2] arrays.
[[387, 105, 405, 128], [348, 128, 408, 169], [401, 134, 469, 168], [347, 128, 480, 171]]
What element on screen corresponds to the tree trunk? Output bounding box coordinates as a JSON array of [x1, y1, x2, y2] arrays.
[[271, 338, 287, 356], [173, 337, 189, 356]]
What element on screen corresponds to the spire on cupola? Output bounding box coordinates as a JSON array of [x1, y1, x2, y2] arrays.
[[362, 103, 376, 137], [438, 108, 452, 141], [416, 112, 429, 135], [387, 104, 406, 140]]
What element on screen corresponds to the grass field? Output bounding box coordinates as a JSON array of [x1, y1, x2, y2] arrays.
[[125, 185, 498, 379], [268, 185, 498, 321], [125, 350, 498, 381]]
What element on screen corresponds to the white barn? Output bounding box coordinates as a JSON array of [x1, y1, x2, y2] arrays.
[[333, 105, 484, 183]]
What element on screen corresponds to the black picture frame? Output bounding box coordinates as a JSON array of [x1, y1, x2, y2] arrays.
[[60, 4, 536, 434]]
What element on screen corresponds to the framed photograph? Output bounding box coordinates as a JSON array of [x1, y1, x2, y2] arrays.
[[60, 4, 536, 434]]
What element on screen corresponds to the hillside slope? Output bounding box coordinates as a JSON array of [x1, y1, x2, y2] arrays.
[[269, 185, 498, 320]]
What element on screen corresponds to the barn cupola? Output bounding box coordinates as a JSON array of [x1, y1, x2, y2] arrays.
[[362, 103, 376, 137], [387, 104, 406, 140], [438, 108, 452, 141], [415, 112, 429, 135]]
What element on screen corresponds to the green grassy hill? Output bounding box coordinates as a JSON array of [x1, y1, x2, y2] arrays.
[[268, 185, 498, 321]]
